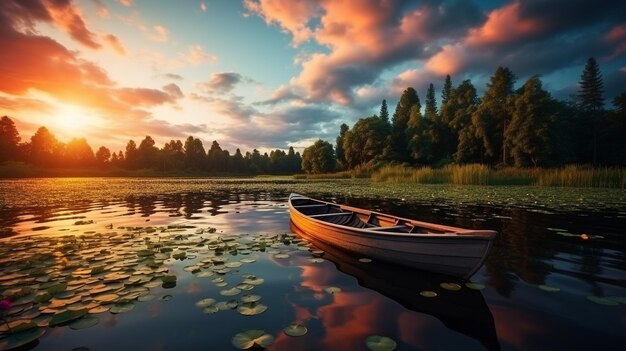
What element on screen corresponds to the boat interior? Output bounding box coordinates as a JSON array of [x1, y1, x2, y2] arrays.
[[290, 196, 447, 234]]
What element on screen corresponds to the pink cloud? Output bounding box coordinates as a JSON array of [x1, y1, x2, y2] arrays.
[[103, 34, 126, 55], [467, 1, 544, 46], [44, 0, 101, 49], [200, 2, 207, 13], [604, 24, 626, 60], [151, 24, 168, 42], [244, 0, 319, 45], [118, 0, 132, 7], [185, 45, 217, 65], [425, 44, 467, 76]]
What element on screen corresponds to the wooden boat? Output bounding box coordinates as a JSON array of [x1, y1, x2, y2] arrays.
[[288, 193, 497, 279], [290, 222, 501, 351]]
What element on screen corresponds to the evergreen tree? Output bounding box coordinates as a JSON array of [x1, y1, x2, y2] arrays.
[[207, 140, 228, 173], [0, 116, 21, 162], [424, 84, 437, 120], [335, 123, 349, 170], [407, 105, 432, 163], [441, 80, 480, 163], [125, 140, 138, 169], [231, 148, 247, 173], [379, 99, 389, 122], [576, 57, 605, 165], [472, 67, 516, 165], [441, 75, 452, 106], [162, 140, 185, 171], [301, 139, 335, 174], [424, 83, 443, 163], [388, 87, 420, 162], [505, 76, 557, 167], [137, 136, 159, 169]]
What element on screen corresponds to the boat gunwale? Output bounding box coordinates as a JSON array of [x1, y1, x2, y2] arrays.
[[289, 193, 496, 240]]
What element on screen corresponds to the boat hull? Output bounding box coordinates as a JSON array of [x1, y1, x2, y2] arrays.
[[289, 194, 494, 279]]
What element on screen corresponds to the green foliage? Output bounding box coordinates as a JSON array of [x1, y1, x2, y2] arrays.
[[506, 76, 557, 167], [388, 87, 420, 162], [301, 139, 336, 174], [343, 116, 390, 168], [577, 57, 604, 112], [335, 123, 349, 170], [379, 99, 389, 122]]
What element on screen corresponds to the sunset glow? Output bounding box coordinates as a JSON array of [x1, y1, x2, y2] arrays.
[[0, 0, 624, 154]]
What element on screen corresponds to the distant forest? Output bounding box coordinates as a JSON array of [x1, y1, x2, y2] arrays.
[[301, 58, 626, 174], [1, 58, 625, 176], [0, 118, 302, 175]]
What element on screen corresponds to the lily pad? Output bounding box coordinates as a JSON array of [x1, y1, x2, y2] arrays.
[[465, 282, 486, 290], [243, 277, 264, 286], [94, 293, 119, 303], [69, 316, 99, 330], [587, 295, 619, 306], [238, 303, 268, 316], [440, 282, 462, 291], [195, 298, 217, 308], [202, 305, 219, 314], [110, 302, 134, 314], [358, 258, 372, 263], [365, 335, 397, 351], [419, 291, 437, 298], [220, 288, 242, 297], [309, 258, 325, 263], [0, 327, 45, 351], [539, 285, 561, 292], [49, 308, 87, 327], [232, 329, 274, 350], [283, 323, 307, 337], [274, 253, 289, 259], [240, 294, 262, 303]]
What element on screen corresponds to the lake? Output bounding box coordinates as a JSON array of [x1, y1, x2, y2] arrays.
[[0, 178, 625, 351]]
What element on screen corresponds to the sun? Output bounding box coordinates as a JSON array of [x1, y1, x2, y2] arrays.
[[53, 104, 93, 135]]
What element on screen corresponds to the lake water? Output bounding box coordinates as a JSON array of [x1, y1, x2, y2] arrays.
[[0, 178, 625, 351]]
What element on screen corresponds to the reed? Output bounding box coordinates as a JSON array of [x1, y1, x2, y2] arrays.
[[370, 164, 625, 188]]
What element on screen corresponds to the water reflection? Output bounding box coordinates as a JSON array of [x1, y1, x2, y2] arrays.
[[291, 222, 501, 351]]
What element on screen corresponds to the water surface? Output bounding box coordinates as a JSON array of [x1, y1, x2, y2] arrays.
[[0, 178, 624, 351]]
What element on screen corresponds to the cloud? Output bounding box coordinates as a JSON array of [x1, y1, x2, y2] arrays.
[[466, 2, 544, 47], [151, 24, 168, 42], [103, 33, 126, 55], [118, 0, 132, 7], [185, 45, 217, 65], [161, 73, 184, 81], [44, 0, 102, 49], [196, 72, 249, 94], [200, 2, 207, 13], [256, 85, 301, 105], [162, 83, 183, 99], [243, 0, 319, 45], [247, 0, 483, 105]]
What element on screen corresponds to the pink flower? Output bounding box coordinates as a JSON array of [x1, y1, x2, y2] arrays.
[[0, 299, 11, 311]]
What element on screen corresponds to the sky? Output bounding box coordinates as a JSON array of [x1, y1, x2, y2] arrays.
[[1, 0, 625, 154]]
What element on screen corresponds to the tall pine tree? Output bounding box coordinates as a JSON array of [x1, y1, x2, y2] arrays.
[[387, 87, 420, 162], [379, 99, 389, 122], [576, 57, 604, 165]]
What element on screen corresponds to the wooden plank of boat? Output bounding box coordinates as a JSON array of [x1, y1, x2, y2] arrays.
[[288, 193, 497, 279]]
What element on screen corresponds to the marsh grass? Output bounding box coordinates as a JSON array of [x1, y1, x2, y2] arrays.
[[370, 164, 624, 188]]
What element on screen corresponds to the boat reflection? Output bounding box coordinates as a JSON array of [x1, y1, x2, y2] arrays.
[[291, 221, 501, 351]]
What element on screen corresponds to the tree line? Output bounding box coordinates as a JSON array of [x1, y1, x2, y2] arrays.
[[0, 120, 302, 175], [302, 58, 626, 173]]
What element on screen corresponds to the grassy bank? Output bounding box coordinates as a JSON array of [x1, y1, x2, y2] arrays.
[[371, 164, 625, 188]]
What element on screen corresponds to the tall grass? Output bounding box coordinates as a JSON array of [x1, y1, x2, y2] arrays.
[[370, 164, 625, 188]]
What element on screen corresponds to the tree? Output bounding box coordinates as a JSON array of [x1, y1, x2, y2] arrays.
[[137, 136, 159, 169], [505, 76, 557, 167], [30, 127, 62, 167], [388, 87, 420, 162], [286, 146, 302, 173], [207, 141, 228, 173], [441, 75, 452, 106], [301, 139, 335, 174], [162, 140, 185, 171], [0, 116, 21, 162], [64, 138, 95, 167], [231, 148, 247, 173], [379, 99, 389, 122], [184, 136, 206, 170], [335, 123, 349, 170], [576, 57, 605, 165], [343, 116, 390, 168], [124, 140, 138, 169], [472, 67, 516, 165], [407, 105, 432, 163], [95, 146, 111, 166], [442, 80, 481, 163]]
